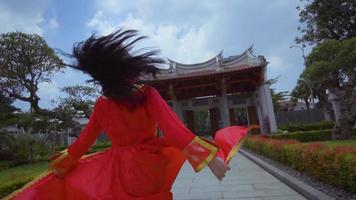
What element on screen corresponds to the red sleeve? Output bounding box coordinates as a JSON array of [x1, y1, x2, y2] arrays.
[[145, 86, 218, 172], [144, 85, 195, 149], [67, 101, 102, 158], [49, 99, 102, 175]]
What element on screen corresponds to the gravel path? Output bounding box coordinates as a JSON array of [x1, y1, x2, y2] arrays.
[[242, 148, 356, 200]]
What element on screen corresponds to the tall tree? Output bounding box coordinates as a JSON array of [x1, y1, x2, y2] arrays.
[[0, 91, 20, 128], [296, 0, 356, 45], [0, 32, 64, 113], [56, 84, 100, 119], [302, 38, 356, 139]]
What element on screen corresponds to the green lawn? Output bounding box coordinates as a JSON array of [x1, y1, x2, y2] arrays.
[[320, 139, 356, 148], [0, 161, 13, 172], [0, 146, 110, 199], [0, 161, 49, 198]]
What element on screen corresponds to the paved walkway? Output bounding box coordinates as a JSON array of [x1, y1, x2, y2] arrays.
[[172, 154, 307, 200]]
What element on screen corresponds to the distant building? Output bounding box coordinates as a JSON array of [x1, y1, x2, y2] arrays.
[[0, 125, 21, 134], [279, 101, 309, 111], [142, 47, 277, 135]]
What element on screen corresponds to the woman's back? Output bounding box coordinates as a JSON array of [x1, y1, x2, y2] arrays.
[[96, 87, 158, 147]]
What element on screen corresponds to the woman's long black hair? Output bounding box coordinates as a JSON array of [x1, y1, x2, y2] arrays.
[[69, 29, 165, 109]]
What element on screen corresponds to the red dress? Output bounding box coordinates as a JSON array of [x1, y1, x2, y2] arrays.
[[4, 85, 248, 200]]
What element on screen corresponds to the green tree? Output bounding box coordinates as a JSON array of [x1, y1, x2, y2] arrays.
[[302, 38, 356, 139], [271, 89, 289, 113], [14, 112, 53, 134], [55, 84, 100, 119], [291, 78, 311, 110], [0, 32, 64, 113], [266, 77, 289, 113], [296, 0, 356, 45], [0, 92, 20, 128]]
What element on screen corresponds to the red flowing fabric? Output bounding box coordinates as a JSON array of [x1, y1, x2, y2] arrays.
[[4, 85, 248, 200], [215, 126, 248, 163]]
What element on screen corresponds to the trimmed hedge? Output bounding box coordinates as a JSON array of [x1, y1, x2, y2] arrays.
[[244, 136, 356, 192], [278, 121, 334, 132], [55, 141, 112, 152], [270, 130, 332, 142], [0, 159, 32, 172]]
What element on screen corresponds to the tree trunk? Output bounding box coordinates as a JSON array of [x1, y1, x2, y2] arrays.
[[29, 93, 39, 112], [304, 98, 310, 110], [316, 87, 335, 119], [332, 119, 353, 140], [329, 88, 353, 140]]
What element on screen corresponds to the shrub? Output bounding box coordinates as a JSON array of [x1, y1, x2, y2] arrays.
[[0, 161, 12, 171], [0, 132, 51, 164], [278, 121, 334, 132], [244, 136, 356, 192], [270, 129, 332, 142]]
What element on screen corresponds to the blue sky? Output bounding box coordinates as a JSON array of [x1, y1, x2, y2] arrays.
[[0, 0, 311, 111]]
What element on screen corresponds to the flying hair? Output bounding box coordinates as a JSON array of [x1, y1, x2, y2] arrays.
[[68, 29, 165, 109]]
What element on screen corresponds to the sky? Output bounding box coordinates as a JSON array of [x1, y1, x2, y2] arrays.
[[0, 0, 312, 111]]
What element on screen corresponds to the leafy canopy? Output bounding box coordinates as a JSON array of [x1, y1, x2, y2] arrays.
[[297, 0, 356, 44], [0, 32, 64, 113]]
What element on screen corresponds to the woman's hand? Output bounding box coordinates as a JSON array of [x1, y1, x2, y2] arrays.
[[53, 169, 65, 178], [208, 157, 230, 181]]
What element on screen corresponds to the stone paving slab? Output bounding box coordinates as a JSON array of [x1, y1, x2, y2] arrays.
[[172, 154, 306, 200]]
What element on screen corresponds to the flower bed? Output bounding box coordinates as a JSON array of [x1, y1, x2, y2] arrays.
[[244, 136, 356, 192]]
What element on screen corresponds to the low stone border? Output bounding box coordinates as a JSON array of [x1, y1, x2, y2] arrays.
[[240, 149, 334, 200]]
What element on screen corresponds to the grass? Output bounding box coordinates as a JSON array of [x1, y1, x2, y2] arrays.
[[0, 161, 49, 198], [305, 134, 356, 148], [320, 139, 356, 148], [0, 146, 109, 199], [0, 161, 13, 172]]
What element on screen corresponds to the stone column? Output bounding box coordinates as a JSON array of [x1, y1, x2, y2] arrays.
[[209, 108, 219, 136], [169, 84, 184, 121], [220, 78, 231, 128], [258, 83, 277, 133], [253, 94, 264, 133], [327, 91, 341, 126]]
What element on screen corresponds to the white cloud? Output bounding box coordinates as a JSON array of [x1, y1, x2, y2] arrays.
[[266, 55, 285, 71], [86, 11, 216, 64], [87, 11, 117, 35], [49, 18, 59, 29], [0, 1, 50, 35], [38, 80, 60, 108], [86, 0, 306, 93]]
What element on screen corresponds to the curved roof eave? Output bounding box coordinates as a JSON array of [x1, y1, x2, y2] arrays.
[[167, 50, 223, 69], [222, 45, 255, 65]]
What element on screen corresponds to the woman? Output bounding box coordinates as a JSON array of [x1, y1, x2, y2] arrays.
[[4, 29, 248, 200]]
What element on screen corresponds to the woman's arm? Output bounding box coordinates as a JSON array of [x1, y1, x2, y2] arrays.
[[144, 86, 229, 177], [49, 99, 102, 177]]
